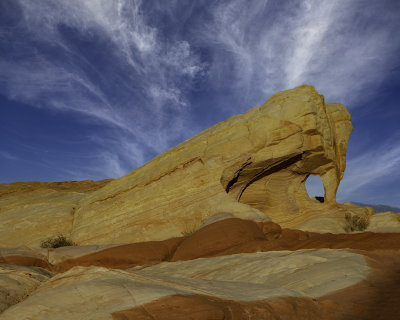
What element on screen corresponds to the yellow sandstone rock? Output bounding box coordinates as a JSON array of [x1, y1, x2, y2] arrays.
[[0, 181, 110, 247], [366, 212, 400, 232], [71, 85, 363, 244], [0, 85, 373, 246], [0, 263, 52, 313], [0, 249, 370, 320]]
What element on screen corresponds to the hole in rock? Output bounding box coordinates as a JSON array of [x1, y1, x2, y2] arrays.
[[305, 175, 324, 201]]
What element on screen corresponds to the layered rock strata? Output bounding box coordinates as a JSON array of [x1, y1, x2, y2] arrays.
[[0, 180, 110, 247], [1, 218, 400, 319], [0, 85, 372, 246], [71, 85, 358, 244]]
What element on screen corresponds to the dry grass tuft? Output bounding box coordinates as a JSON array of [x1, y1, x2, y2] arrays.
[[344, 213, 370, 232], [181, 228, 197, 237], [40, 234, 76, 248]]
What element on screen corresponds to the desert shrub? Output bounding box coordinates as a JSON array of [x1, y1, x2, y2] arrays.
[[40, 234, 76, 248], [181, 229, 196, 237], [344, 213, 370, 232]]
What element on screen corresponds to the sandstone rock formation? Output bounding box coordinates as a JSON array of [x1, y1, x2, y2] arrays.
[[1, 218, 400, 319], [0, 180, 110, 247], [0, 251, 369, 320], [71, 85, 360, 245], [1, 85, 400, 319], [0, 85, 376, 246], [366, 211, 400, 232]]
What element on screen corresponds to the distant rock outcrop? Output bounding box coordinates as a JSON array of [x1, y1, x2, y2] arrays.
[[0, 85, 376, 246], [351, 201, 400, 213]]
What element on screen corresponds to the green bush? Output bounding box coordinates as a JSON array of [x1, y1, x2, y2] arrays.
[[40, 234, 76, 248]]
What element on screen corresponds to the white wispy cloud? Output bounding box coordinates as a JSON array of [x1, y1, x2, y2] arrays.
[[1, 58, 129, 132], [202, 0, 400, 204], [338, 139, 400, 197], [0, 151, 18, 161], [284, 1, 338, 88], [204, 0, 400, 106], [1, 0, 399, 187], [1, 0, 205, 178], [15, 0, 204, 113]]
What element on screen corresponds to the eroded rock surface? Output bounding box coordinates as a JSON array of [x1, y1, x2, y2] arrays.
[[1, 218, 400, 319], [0, 85, 376, 246], [0, 250, 370, 319], [0, 180, 110, 247], [0, 264, 52, 313], [71, 85, 359, 244]]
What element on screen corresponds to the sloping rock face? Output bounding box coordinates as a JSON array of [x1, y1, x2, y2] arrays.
[[69, 85, 359, 245], [0, 85, 372, 246], [0, 180, 110, 247]]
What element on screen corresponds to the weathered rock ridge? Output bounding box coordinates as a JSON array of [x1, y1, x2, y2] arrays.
[[1, 85, 373, 246]]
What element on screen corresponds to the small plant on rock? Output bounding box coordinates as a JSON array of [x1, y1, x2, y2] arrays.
[[181, 228, 197, 237], [344, 213, 370, 232], [40, 234, 77, 248]]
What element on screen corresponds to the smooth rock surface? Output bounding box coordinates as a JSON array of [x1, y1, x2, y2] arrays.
[[136, 249, 369, 298], [0, 249, 369, 320], [112, 294, 324, 320], [0, 247, 50, 269], [1, 218, 400, 319], [0, 264, 52, 313], [113, 249, 400, 320], [366, 212, 400, 232]]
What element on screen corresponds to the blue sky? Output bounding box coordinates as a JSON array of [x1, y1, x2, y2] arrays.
[[0, 0, 399, 207]]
